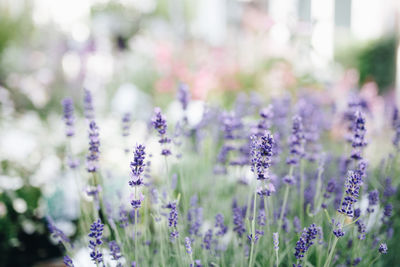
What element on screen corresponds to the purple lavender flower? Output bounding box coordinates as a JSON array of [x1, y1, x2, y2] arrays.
[[338, 171, 363, 217], [109, 240, 122, 261], [322, 179, 336, 208], [177, 83, 190, 111], [191, 259, 203, 267], [379, 243, 388, 254], [367, 189, 379, 213], [119, 205, 129, 228], [350, 111, 367, 161], [383, 204, 392, 218], [250, 133, 274, 181], [83, 89, 95, 120], [86, 121, 100, 173], [294, 223, 318, 260], [273, 232, 279, 250], [122, 112, 131, 137], [232, 201, 246, 238], [356, 220, 366, 240], [287, 115, 305, 165], [88, 219, 104, 264], [333, 221, 345, 238], [256, 105, 273, 134], [61, 98, 75, 137], [215, 214, 228, 236], [293, 216, 301, 233], [165, 201, 179, 241], [152, 107, 171, 156], [383, 178, 396, 198], [129, 144, 146, 187], [46, 217, 71, 245], [63, 255, 74, 267], [392, 107, 400, 149], [202, 229, 213, 250], [353, 257, 361, 266], [188, 196, 203, 236], [185, 237, 192, 254]]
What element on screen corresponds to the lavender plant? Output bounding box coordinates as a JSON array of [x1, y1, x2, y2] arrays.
[[49, 90, 398, 267]]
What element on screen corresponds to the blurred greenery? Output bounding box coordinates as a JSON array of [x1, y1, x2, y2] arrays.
[[335, 35, 397, 93]]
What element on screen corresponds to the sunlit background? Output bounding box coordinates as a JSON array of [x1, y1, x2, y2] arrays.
[[0, 0, 399, 266]]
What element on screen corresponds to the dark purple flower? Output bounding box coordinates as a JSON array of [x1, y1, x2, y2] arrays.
[[119, 205, 129, 228], [215, 214, 228, 236], [333, 221, 345, 238], [129, 144, 146, 187], [109, 240, 122, 261], [353, 257, 361, 266], [392, 107, 400, 149], [287, 115, 305, 165], [232, 201, 247, 238], [356, 220, 366, 240], [86, 121, 100, 173], [294, 223, 318, 260], [350, 111, 367, 161], [165, 201, 179, 241], [152, 107, 172, 156], [63, 255, 74, 267], [62, 98, 75, 137], [250, 133, 274, 181], [338, 171, 363, 217], [379, 243, 388, 254], [88, 219, 104, 264]]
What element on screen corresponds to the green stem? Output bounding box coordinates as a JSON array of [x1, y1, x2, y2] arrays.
[[275, 249, 279, 267], [278, 185, 290, 231], [300, 160, 305, 225], [323, 237, 338, 267], [249, 191, 257, 267]]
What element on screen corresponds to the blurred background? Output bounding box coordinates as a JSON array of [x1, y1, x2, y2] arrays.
[[0, 0, 399, 266]]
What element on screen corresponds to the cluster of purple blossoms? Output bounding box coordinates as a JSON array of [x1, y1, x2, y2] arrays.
[[379, 243, 388, 254], [382, 204, 392, 223], [250, 133, 275, 197], [88, 219, 104, 264], [202, 229, 213, 250], [332, 220, 345, 238], [338, 170, 363, 217], [188, 196, 203, 236], [83, 89, 95, 120], [62, 98, 75, 137], [129, 144, 146, 188], [86, 121, 100, 173], [215, 214, 228, 236], [250, 133, 274, 180], [122, 112, 131, 137], [232, 200, 247, 238], [294, 223, 318, 261], [109, 240, 122, 261], [367, 189, 379, 213], [152, 107, 172, 156], [350, 111, 367, 161], [63, 255, 74, 267], [221, 112, 242, 140], [287, 115, 305, 166], [165, 201, 179, 241], [185, 237, 192, 254], [322, 179, 336, 209]]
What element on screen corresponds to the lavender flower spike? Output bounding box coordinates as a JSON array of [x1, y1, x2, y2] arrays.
[[88, 219, 104, 264], [379, 243, 388, 254], [338, 170, 363, 217], [84, 89, 94, 120], [177, 82, 190, 111], [62, 98, 75, 137], [86, 121, 100, 173], [273, 232, 279, 250], [129, 144, 146, 188], [64, 255, 74, 267], [287, 115, 305, 165], [294, 223, 318, 260], [185, 237, 192, 254], [152, 107, 172, 156]]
